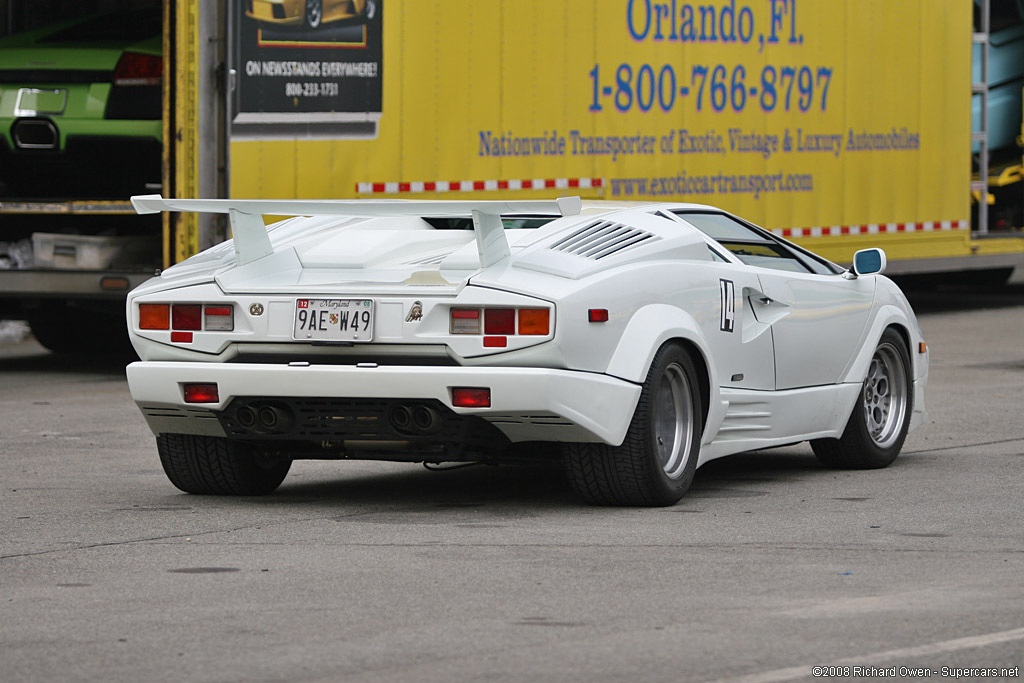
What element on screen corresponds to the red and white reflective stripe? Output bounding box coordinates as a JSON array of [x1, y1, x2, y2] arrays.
[[356, 178, 603, 194], [773, 220, 969, 239]]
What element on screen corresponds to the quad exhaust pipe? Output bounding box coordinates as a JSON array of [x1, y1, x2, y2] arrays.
[[232, 401, 442, 437]]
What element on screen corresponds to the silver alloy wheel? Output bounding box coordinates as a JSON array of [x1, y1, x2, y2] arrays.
[[306, 0, 322, 28], [862, 342, 908, 449], [654, 362, 693, 478]]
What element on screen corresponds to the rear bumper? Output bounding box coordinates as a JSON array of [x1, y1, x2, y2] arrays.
[[126, 361, 642, 446]]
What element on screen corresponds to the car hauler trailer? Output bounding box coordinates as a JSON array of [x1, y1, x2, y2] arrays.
[[1, 0, 1022, 352]]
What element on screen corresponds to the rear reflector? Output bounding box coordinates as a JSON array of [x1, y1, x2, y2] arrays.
[[170, 331, 193, 343], [451, 387, 491, 408], [139, 303, 170, 330], [588, 309, 610, 323], [183, 383, 219, 404], [483, 336, 507, 347]]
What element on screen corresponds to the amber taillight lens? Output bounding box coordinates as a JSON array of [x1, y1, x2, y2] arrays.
[[139, 304, 170, 330]]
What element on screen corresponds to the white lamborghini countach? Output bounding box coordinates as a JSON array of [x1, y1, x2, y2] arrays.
[[125, 196, 928, 506]]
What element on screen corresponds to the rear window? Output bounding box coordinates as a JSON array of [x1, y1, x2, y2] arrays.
[[423, 216, 558, 231]]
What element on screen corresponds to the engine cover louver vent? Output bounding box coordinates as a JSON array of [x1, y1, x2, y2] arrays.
[[549, 220, 658, 260]]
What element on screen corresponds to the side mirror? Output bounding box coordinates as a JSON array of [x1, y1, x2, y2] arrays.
[[849, 248, 886, 277]]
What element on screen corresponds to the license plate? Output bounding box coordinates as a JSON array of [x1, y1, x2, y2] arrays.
[[293, 298, 374, 341], [15, 88, 67, 116]]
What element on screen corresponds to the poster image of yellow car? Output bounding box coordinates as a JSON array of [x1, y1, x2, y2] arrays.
[[246, 0, 377, 30]]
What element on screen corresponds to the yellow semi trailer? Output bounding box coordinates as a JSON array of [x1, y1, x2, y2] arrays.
[[220, 0, 1024, 276], [1, 0, 1022, 351]]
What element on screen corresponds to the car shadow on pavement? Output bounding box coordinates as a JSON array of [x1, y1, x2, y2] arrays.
[[235, 447, 838, 510]]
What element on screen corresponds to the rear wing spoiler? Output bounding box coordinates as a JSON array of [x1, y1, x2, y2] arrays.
[[130, 195, 583, 268]]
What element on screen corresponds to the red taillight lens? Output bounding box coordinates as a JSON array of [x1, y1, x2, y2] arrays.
[[139, 303, 170, 330], [588, 309, 610, 323], [451, 387, 491, 408], [183, 383, 219, 404], [172, 304, 202, 331], [113, 52, 163, 86], [518, 308, 550, 335], [484, 308, 515, 335], [450, 308, 481, 334]]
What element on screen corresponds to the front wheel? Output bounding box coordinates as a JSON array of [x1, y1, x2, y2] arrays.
[[156, 433, 291, 495], [811, 329, 912, 469], [564, 343, 703, 506]]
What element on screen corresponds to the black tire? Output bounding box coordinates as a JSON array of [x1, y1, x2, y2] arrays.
[[305, 0, 322, 28], [156, 433, 291, 495], [811, 329, 912, 469], [564, 342, 703, 506]]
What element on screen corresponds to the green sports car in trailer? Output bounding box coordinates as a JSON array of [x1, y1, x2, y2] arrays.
[[0, 9, 162, 200]]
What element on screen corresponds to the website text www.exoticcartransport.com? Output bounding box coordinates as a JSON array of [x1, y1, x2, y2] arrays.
[[609, 171, 813, 200]]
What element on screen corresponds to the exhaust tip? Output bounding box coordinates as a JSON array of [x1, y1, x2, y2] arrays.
[[389, 404, 413, 432], [236, 405, 258, 430], [411, 405, 442, 434], [12, 118, 58, 150]]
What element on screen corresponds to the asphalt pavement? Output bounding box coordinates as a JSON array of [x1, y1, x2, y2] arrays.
[[0, 276, 1022, 683]]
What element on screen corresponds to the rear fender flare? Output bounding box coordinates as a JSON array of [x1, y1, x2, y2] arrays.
[[604, 302, 719, 403]]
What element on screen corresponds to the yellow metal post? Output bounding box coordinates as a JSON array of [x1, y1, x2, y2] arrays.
[[173, 0, 201, 264]]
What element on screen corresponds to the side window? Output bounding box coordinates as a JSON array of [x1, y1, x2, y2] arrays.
[[674, 211, 838, 275]]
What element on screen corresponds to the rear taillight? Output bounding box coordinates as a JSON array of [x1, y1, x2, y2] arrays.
[[113, 52, 163, 86], [204, 306, 234, 331], [518, 309, 550, 335], [106, 52, 162, 120], [138, 304, 234, 335], [139, 303, 170, 330], [484, 309, 515, 335], [171, 305, 202, 331], [450, 307, 551, 337], [450, 309, 481, 334]]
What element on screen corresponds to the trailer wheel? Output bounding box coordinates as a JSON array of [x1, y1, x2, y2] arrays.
[[563, 342, 703, 506], [811, 329, 911, 469], [156, 433, 291, 495]]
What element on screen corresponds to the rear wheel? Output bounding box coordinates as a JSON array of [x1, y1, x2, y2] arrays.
[[564, 343, 703, 506], [811, 329, 912, 469], [156, 433, 291, 495]]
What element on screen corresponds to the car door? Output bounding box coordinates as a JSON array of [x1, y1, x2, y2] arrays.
[[750, 268, 875, 389], [672, 210, 875, 391]]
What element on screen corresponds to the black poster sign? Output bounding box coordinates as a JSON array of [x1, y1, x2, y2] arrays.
[[231, 0, 383, 138]]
